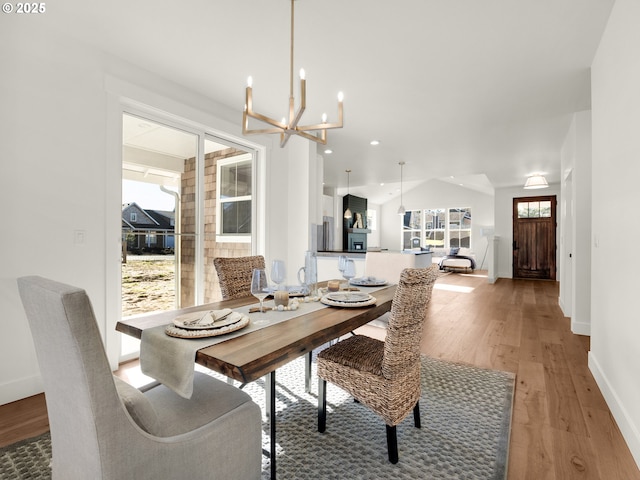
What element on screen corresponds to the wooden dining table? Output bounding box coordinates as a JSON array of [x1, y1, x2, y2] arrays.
[[116, 283, 396, 480]]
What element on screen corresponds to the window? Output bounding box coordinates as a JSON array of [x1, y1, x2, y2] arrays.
[[130, 212, 137, 222], [424, 209, 445, 248], [448, 207, 471, 248], [402, 210, 422, 249], [517, 200, 551, 218], [400, 207, 471, 249], [217, 155, 252, 239]]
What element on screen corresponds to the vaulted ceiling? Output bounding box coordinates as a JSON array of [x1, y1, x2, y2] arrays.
[[49, 0, 614, 202]]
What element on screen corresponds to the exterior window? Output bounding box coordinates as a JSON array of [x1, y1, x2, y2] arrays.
[[130, 212, 137, 222], [400, 207, 472, 250], [448, 207, 471, 248], [402, 210, 422, 249], [424, 209, 445, 248], [217, 156, 252, 237], [517, 200, 551, 218]]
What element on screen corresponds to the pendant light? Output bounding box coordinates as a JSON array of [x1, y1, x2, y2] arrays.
[[344, 169, 352, 219], [397, 161, 406, 215]]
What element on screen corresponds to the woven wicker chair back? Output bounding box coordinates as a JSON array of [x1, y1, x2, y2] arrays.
[[382, 265, 439, 379], [214, 255, 266, 300]]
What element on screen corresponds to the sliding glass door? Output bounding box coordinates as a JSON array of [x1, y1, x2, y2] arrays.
[[120, 112, 256, 360]]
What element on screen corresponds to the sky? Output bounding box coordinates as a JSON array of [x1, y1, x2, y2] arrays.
[[122, 180, 178, 211]]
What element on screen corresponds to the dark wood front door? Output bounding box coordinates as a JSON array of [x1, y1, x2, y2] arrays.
[[513, 196, 557, 280]]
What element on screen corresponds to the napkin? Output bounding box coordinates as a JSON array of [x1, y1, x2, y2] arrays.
[[175, 308, 233, 327]]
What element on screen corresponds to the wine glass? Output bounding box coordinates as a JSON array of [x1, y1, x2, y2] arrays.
[[338, 255, 348, 288], [343, 259, 356, 288], [271, 260, 286, 291], [251, 268, 269, 322]]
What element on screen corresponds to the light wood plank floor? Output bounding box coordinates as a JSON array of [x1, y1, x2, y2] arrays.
[[2, 272, 639, 479]]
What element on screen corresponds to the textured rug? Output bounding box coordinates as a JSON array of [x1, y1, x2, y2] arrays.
[[0, 434, 51, 479], [0, 355, 514, 480]]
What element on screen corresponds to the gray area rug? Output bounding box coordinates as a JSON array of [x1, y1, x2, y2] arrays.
[[0, 356, 514, 480]]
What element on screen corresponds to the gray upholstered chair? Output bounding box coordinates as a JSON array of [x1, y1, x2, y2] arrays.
[[214, 255, 266, 300], [17, 276, 262, 480], [317, 266, 438, 463]]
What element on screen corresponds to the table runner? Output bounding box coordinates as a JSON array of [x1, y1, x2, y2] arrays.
[[140, 286, 389, 398]]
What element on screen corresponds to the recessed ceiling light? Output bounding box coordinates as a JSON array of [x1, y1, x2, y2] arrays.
[[324, 149, 333, 154], [370, 140, 380, 146], [380, 183, 385, 186]]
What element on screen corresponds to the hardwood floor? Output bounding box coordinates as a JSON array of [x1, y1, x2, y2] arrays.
[[2, 272, 639, 479], [420, 272, 640, 479]]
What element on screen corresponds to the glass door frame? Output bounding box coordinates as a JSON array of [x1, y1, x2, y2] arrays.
[[106, 96, 265, 367]]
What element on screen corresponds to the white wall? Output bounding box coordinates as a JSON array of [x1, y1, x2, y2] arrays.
[[367, 203, 382, 249], [0, 18, 295, 405], [379, 179, 495, 269], [560, 111, 592, 335], [1, 22, 111, 404], [590, 0, 640, 466]]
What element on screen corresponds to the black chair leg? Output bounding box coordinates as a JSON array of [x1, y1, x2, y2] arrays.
[[413, 401, 421, 428], [318, 378, 327, 433], [386, 425, 399, 464]]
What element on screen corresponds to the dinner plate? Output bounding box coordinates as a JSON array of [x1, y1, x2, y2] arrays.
[[321, 293, 377, 308], [325, 292, 371, 303], [165, 314, 250, 338], [349, 277, 388, 287], [172, 309, 242, 330]]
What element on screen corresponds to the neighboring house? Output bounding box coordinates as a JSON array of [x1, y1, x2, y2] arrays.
[[122, 202, 175, 254]]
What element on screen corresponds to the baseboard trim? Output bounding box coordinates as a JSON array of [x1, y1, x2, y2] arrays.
[[0, 374, 43, 406], [571, 320, 591, 336], [588, 351, 640, 470], [559, 297, 570, 317]]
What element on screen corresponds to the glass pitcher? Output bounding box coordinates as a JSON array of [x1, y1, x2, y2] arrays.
[[297, 251, 318, 296]]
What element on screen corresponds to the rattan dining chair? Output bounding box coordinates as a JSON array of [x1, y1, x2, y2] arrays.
[[317, 265, 439, 463], [213, 255, 265, 300]]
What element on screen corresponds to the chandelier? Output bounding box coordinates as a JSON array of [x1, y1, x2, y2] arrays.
[[242, 0, 344, 147]]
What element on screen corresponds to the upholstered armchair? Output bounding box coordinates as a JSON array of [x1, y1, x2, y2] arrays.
[[17, 276, 262, 480]]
